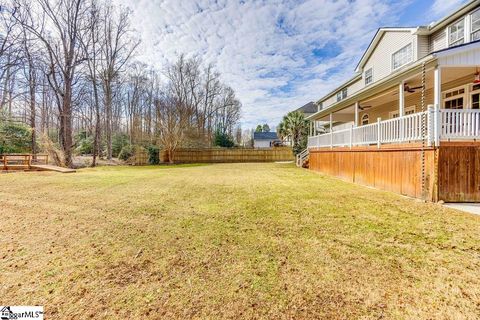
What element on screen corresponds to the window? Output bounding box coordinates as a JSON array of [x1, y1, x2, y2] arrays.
[[361, 114, 369, 125], [392, 44, 413, 70], [443, 86, 466, 110], [390, 106, 416, 119], [471, 9, 480, 41], [336, 88, 348, 102], [449, 19, 465, 47], [472, 84, 480, 110], [364, 68, 373, 85], [317, 102, 323, 111]]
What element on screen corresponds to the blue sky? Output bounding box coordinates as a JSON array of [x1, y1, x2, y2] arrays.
[[114, 0, 469, 129]]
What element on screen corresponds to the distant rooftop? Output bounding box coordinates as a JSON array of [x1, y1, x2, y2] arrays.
[[294, 101, 317, 114], [253, 132, 279, 140]]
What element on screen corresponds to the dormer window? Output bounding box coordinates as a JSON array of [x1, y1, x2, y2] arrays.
[[471, 9, 480, 41], [364, 68, 373, 85], [317, 102, 323, 111], [337, 88, 348, 102], [392, 43, 412, 70], [449, 19, 465, 47]]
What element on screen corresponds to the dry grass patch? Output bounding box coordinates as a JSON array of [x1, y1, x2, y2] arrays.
[[1, 163, 479, 319]]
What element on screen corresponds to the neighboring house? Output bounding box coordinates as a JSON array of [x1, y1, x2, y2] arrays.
[[294, 101, 318, 118], [304, 0, 480, 203], [253, 132, 282, 148]]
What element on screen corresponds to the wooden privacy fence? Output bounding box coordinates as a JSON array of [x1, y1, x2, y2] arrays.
[[133, 147, 294, 165], [169, 148, 294, 163]]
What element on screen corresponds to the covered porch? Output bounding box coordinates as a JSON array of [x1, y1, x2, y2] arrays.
[[308, 47, 480, 150]]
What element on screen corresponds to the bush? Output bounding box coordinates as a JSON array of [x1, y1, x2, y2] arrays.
[[75, 132, 94, 155], [118, 144, 134, 161], [147, 145, 160, 165], [112, 133, 130, 157], [0, 121, 32, 153], [214, 130, 235, 148]]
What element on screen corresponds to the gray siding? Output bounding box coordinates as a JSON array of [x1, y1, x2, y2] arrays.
[[429, 29, 447, 53], [417, 35, 430, 59]]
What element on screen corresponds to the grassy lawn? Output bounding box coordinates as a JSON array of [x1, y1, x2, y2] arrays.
[[1, 163, 480, 319]]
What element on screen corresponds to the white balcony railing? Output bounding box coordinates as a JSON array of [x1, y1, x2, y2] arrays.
[[308, 106, 480, 149], [440, 109, 480, 139]]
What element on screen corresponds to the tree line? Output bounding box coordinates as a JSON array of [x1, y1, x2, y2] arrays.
[[0, 0, 242, 166]]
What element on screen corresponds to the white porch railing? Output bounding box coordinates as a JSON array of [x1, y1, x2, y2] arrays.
[[440, 109, 480, 139], [308, 107, 480, 149]]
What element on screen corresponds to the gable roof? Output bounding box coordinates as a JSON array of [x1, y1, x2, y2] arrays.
[[355, 27, 418, 73], [294, 101, 317, 114], [355, 0, 480, 73], [253, 132, 279, 140], [317, 0, 480, 106]]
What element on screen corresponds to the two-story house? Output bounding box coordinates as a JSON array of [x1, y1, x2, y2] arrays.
[[303, 0, 480, 202]]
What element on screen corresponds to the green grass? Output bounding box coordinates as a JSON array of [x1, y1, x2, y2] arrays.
[[1, 163, 479, 319]]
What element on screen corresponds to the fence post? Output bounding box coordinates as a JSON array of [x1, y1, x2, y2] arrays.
[[377, 117, 382, 148]]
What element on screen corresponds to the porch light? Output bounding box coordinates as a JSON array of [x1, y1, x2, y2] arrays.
[[474, 69, 480, 84]]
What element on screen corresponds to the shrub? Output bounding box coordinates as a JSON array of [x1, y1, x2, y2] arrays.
[[214, 130, 235, 148], [0, 121, 31, 153], [112, 133, 130, 157], [75, 133, 94, 155], [147, 145, 160, 165], [118, 144, 134, 161]]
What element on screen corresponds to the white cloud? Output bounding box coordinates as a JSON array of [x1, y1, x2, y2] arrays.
[[431, 0, 467, 17], [113, 0, 410, 128]]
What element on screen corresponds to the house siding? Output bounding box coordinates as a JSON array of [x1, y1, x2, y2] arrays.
[[430, 29, 447, 52], [363, 31, 416, 85], [417, 35, 430, 59]]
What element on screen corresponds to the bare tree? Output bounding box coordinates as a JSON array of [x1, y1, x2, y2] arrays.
[[80, 0, 102, 166], [14, 0, 90, 167], [100, 4, 138, 160]]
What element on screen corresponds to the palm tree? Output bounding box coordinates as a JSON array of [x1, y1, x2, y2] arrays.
[[277, 111, 309, 155]]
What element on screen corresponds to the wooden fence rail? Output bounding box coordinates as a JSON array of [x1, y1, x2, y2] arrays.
[[1, 154, 49, 170]]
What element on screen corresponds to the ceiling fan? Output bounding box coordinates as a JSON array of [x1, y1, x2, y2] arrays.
[[392, 83, 423, 95], [358, 105, 372, 111], [404, 83, 423, 93]]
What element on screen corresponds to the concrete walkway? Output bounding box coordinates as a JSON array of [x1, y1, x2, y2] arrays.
[[444, 203, 480, 216]]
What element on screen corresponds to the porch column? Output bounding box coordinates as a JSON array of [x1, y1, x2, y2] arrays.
[[434, 66, 442, 109], [434, 66, 442, 146], [399, 81, 405, 117], [329, 113, 333, 149], [354, 102, 359, 127]]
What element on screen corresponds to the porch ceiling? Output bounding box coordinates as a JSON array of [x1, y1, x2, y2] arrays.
[[319, 66, 480, 119]]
